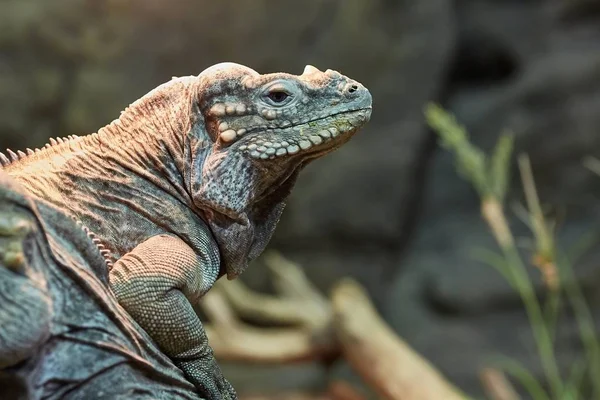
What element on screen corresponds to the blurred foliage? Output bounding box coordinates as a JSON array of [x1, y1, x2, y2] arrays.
[[425, 103, 600, 400], [424, 103, 514, 202]]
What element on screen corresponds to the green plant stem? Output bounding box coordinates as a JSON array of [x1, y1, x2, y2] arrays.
[[557, 251, 600, 399], [518, 154, 554, 261], [502, 245, 564, 399], [491, 355, 551, 400], [482, 199, 563, 398], [543, 289, 562, 345]]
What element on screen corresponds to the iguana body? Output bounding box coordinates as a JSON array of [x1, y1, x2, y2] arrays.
[[0, 170, 203, 399], [1, 63, 372, 398]]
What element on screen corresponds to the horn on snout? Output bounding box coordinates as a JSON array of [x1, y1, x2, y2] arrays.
[[302, 65, 321, 75]]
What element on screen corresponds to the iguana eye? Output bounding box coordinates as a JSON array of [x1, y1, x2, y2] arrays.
[[267, 90, 289, 103], [261, 82, 296, 107]]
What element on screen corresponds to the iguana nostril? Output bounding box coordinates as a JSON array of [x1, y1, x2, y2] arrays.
[[344, 82, 360, 96]]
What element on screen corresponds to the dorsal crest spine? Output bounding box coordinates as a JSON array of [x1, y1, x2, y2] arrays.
[[0, 134, 81, 168]]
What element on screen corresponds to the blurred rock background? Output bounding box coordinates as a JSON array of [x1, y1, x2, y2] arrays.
[[2, 0, 600, 398]]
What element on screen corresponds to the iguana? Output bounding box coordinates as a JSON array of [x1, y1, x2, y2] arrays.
[[0, 162, 206, 399], [0, 62, 372, 398]]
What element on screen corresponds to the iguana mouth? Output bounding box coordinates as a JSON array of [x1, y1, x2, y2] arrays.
[[302, 106, 373, 125], [237, 107, 372, 160], [241, 106, 372, 135]]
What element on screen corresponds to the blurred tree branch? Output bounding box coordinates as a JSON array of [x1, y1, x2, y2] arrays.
[[200, 250, 471, 400]]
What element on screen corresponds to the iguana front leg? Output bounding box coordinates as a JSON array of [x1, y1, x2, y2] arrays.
[[109, 234, 236, 399]]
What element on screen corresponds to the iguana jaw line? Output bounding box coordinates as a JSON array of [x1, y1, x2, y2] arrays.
[[193, 106, 372, 259], [229, 107, 372, 161]]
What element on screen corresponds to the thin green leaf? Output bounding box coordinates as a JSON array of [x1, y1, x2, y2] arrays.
[[560, 357, 587, 400], [490, 132, 514, 201], [557, 250, 600, 399], [543, 287, 562, 345], [566, 230, 600, 265], [424, 103, 489, 197], [488, 356, 551, 400], [470, 247, 517, 290]]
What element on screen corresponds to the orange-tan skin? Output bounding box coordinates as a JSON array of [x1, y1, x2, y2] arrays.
[[2, 63, 372, 399]]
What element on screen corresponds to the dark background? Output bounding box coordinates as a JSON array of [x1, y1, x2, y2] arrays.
[[2, 0, 600, 398]]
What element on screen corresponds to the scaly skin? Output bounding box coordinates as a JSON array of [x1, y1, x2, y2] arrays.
[[0, 170, 205, 399], [0, 190, 51, 370], [2, 63, 372, 398]]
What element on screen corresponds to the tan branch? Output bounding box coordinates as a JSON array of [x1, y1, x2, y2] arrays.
[[239, 393, 330, 400], [215, 278, 315, 326], [202, 288, 238, 330], [214, 250, 331, 329], [480, 368, 520, 400], [200, 251, 339, 363], [205, 323, 337, 363], [331, 278, 470, 400], [238, 381, 365, 400], [202, 252, 471, 400], [326, 380, 367, 400]]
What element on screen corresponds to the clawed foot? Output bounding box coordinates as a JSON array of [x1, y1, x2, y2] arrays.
[[211, 373, 237, 400], [176, 357, 237, 400], [218, 379, 237, 400]]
